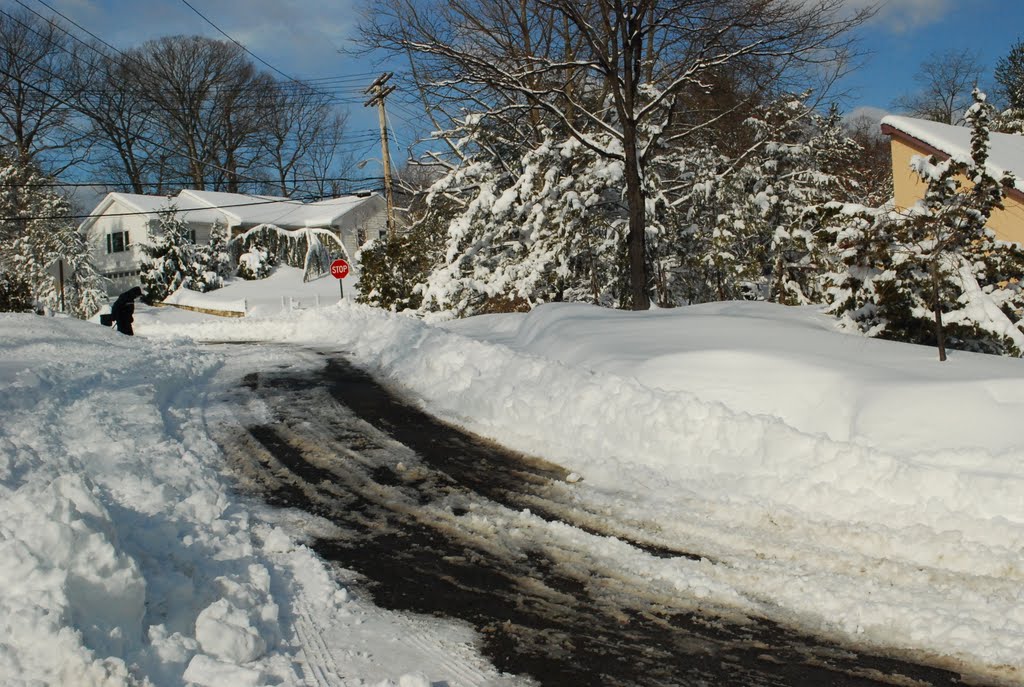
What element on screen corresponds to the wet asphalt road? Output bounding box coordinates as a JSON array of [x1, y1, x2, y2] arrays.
[[214, 350, 974, 687]]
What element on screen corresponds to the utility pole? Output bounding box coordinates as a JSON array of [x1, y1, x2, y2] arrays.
[[364, 73, 397, 238]]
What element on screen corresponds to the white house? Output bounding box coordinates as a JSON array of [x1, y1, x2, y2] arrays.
[[80, 189, 387, 295]]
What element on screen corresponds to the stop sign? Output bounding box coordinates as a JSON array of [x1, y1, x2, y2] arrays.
[[330, 258, 350, 279]]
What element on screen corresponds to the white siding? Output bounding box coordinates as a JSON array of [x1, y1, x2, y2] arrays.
[[85, 200, 157, 295]]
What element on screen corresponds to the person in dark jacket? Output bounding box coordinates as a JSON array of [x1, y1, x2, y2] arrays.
[[110, 286, 143, 336]]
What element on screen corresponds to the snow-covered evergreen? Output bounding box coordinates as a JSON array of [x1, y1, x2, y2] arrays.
[[659, 95, 862, 306], [824, 90, 1024, 358], [140, 205, 203, 303], [0, 157, 106, 318], [415, 119, 624, 317], [193, 220, 233, 292]]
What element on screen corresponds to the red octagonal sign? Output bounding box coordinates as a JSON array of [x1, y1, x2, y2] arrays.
[[330, 258, 350, 279]]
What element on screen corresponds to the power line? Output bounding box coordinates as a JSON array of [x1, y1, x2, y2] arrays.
[[0, 193, 385, 223], [1, 175, 385, 190], [7, 2, 396, 195], [177, 0, 341, 105], [0, 17, 381, 192], [15, 2, 369, 110]]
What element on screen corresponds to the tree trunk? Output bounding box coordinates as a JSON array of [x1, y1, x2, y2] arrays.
[[622, 125, 649, 310]]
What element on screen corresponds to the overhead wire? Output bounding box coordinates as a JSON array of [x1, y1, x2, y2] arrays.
[[0, 6, 386, 194], [9, 2, 390, 180], [0, 48, 379, 195], [15, 1, 373, 109], [0, 193, 385, 223]]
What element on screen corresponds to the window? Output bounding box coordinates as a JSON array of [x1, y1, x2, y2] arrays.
[[103, 269, 140, 279], [106, 231, 130, 254]]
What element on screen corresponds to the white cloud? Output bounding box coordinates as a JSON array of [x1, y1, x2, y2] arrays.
[[844, 105, 891, 125], [857, 0, 958, 33]]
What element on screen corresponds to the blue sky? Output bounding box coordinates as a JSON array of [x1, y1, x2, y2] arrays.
[[841, 0, 1024, 121], [39, 0, 1024, 153]]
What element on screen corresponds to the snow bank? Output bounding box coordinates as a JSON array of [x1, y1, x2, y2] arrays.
[[0, 314, 301, 686], [143, 298, 1024, 674], [152, 300, 1024, 533]]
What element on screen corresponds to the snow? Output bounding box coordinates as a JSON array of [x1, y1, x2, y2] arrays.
[[80, 190, 382, 236], [882, 114, 1024, 194], [4, 266, 1024, 685]]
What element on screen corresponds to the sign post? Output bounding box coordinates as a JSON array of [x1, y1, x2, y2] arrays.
[[330, 258, 350, 299]]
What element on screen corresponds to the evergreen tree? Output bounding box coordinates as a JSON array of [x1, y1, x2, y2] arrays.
[[0, 156, 106, 317], [669, 95, 859, 305], [140, 206, 202, 303], [357, 217, 445, 312], [824, 90, 1024, 359], [994, 40, 1024, 134], [194, 220, 232, 292], [416, 119, 622, 317]]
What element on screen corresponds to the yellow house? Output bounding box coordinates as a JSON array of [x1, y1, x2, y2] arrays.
[[880, 115, 1024, 243]]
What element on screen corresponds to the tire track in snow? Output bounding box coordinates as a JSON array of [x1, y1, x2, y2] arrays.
[[292, 594, 344, 687], [214, 350, 976, 687]]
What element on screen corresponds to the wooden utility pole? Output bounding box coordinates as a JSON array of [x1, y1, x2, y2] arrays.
[[364, 73, 397, 238]]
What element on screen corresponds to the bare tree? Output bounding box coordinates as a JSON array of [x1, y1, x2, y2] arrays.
[[69, 46, 167, 194], [361, 0, 874, 309], [264, 85, 348, 198], [844, 112, 893, 206], [893, 49, 984, 125], [126, 36, 271, 191], [0, 7, 85, 173]]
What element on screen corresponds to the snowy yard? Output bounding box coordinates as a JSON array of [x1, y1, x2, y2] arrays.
[[2, 268, 1024, 686]]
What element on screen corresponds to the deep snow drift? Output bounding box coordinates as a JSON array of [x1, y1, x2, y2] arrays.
[[3, 268, 1024, 685]]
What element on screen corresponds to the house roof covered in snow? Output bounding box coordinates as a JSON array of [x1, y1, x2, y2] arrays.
[[79, 192, 227, 231], [881, 115, 1024, 196], [80, 189, 382, 232], [179, 190, 381, 228]]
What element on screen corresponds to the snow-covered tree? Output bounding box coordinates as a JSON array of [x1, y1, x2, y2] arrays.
[[361, 0, 873, 310], [140, 206, 202, 303], [662, 95, 860, 305], [232, 224, 348, 282], [824, 90, 1024, 360], [414, 119, 622, 317], [0, 156, 106, 317], [357, 215, 446, 312], [193, 220, 233, 292]]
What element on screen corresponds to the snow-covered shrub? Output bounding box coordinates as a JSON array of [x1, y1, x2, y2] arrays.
[[236, 242, 274, 280], [357, 210, 445, 312]]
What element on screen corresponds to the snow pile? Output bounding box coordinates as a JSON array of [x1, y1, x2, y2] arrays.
[[0, 310, 527, 687], [0, 314, 299, 686], [10, 265, 1024, 682], [137, 291, 1024, 675], [149, 300, 1024, 528]]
